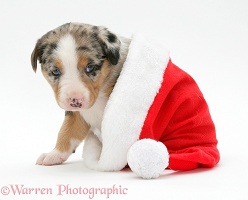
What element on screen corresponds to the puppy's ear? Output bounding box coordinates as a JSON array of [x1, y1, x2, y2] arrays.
[[31, 40, 40, 73], [98, 28, 121, 65]]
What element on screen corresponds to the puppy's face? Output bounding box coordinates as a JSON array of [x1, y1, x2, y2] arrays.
[[31, 23, 121, 111]]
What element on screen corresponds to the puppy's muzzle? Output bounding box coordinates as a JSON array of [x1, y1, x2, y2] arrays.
[[69, 98, 83, 108]]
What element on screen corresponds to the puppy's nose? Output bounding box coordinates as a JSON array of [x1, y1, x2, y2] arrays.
[[69, 98, 83, 108]]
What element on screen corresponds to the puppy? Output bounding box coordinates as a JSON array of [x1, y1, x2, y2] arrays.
[[31, 23, 130, 165]]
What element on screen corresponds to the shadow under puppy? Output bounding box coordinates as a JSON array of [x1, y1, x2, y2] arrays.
[[31, 23, 220, 179]]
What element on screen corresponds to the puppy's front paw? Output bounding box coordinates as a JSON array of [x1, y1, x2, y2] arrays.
[[36, 149, 68, 166]]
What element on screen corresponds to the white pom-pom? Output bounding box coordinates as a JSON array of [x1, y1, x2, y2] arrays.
[[127, 139, 169, 179]]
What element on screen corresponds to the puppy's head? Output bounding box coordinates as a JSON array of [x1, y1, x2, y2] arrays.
[[31, 23, 121, 111]]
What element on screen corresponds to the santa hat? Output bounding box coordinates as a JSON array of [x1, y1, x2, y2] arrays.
[[83, 34, 220, 179]]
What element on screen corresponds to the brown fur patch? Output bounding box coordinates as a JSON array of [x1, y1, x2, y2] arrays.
[[53, 59, 64, 103], [54, 59, 64, 71], [77, 55, 98, 107], [55, 111, 89, 153], [77, 55, 89, 69], [78, 58, 114, 107], [41, 59, 64, 105], [96, 60, 116, 97], [92, 60, 113, 94]]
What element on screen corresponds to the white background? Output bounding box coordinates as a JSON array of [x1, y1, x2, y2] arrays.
[[0, 0, 248, 199]]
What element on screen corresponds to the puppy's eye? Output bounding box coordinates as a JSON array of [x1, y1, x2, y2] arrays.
[[51, 68, 61, 76], [85, 65, 96, 74]]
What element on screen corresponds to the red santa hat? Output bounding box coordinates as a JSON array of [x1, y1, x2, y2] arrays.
[[83, 34, 220, 179]]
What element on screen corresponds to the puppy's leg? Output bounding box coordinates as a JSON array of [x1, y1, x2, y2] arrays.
[[36, 111, 89, 166], [83, 131, 102, 170]]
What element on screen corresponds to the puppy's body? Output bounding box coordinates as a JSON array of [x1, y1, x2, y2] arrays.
[[32, 23, 130, 165]]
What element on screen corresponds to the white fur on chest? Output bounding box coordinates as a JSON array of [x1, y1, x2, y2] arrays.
[[80, 92, 108, 140]]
